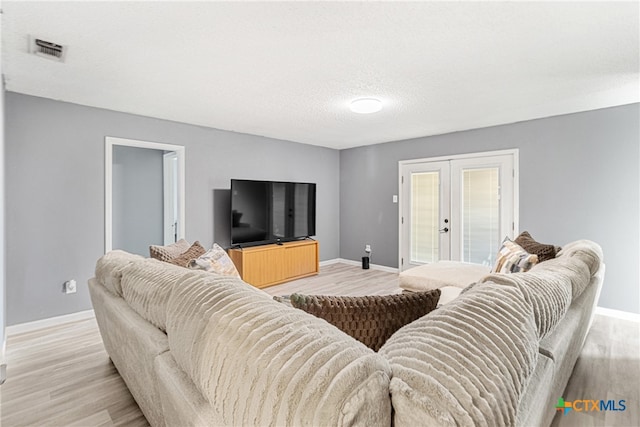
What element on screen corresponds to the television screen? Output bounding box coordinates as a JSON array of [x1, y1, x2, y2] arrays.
[[230, 179, 316, 246]]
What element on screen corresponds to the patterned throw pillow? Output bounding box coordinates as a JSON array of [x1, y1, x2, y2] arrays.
[[492, 237, 539, 273], [514, 231, 557, 262], [167, 241, 206, 268], [287, 290, 441, 351], [149, 239, 191, 262], [188, 243, 241, 278]]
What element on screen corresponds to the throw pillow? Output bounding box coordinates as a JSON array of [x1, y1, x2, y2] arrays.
[[491, 237, 539, 273], [188, 243, 241, 278], [149, 239, 191, 262], [288, 290, 441, 351], [167, 241, 206, 268], [514, 231, 557, 262]]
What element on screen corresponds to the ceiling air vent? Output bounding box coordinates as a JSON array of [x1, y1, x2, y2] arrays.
[[30, 36, 66, 62]]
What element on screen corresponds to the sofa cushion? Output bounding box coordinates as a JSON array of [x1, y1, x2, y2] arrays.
[[288, 291, 441, 351], [149, 238, 191, 262], [188, 243, 240, 278], [399, 261, 490, 292], [120, 258, 200, 331], [492, 238, 539, 273], [165, 274, 392, 427], [514, 231, 557, 262], [379, 281, 538, 427], [437, 286, 464, 306], [95, 250, 145, 296]]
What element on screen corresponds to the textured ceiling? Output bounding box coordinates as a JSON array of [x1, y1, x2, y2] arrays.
[[2, 2, 638, 149]]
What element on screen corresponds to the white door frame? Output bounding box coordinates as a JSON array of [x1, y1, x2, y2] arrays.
[[105, 137, 186, 253], [398, 149, 519, 270]]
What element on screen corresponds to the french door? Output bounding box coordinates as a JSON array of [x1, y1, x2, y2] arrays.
[[399, 151, 517, 271]]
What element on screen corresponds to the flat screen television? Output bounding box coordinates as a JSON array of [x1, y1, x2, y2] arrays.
[[230, 179, 316, 247]]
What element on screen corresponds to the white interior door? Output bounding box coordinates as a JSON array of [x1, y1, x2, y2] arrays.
[[400, 151, 517, 271]]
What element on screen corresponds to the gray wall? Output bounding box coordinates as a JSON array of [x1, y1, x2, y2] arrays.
[[5, 92, 340, 325], [112, 145, 164, 256], [340, 103, 640, 313], [6, 91, 638, 324]]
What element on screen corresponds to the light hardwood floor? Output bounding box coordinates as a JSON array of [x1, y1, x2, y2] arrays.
[[1, 263, 638, 427]]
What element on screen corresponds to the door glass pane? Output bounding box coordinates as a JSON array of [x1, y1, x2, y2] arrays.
[[411, 172, 439, 263], [462, 168, 499, 265]]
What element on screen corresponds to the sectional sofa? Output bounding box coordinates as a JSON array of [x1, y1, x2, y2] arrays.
[[88, 240, 604, 426]]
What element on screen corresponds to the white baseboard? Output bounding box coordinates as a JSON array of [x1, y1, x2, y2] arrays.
[[319, 258, 342, 267], [7, 309, 95, 336], [320, 258, 399, 274], [595, 306, 640, 323]]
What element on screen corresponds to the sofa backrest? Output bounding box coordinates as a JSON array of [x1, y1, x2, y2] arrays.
[[378, 239, 604, 427], [480, 239, 603, 340], [165, 272, 393, 427], [379, 281, 539, 427], [481, 266, 573, 340], [94, 250, 144, 296], [119, 258, 206, 332], [555, 239, 603, 276]]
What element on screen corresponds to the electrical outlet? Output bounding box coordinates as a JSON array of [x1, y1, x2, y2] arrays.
[[365, 244, 372, 253], [63, 279, 77, 294]]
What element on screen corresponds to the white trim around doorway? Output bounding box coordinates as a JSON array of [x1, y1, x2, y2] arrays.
[[105, 137, 186, 253]]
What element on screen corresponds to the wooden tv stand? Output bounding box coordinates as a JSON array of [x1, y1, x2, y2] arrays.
[[228, 240, 319, 288]]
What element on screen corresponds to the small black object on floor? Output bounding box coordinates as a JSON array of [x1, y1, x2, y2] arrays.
[[362, 256, 370, 269]]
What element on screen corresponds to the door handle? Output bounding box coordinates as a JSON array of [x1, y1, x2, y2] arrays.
[[439, 227, 449, 233]]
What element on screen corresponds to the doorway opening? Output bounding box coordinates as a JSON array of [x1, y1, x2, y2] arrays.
[[105, 137, 185, 254]]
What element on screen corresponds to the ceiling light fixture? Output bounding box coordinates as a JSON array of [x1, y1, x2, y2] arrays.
[[349, 98, 383, 114]]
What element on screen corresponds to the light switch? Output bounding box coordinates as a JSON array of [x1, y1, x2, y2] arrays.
[[393, 195, 398, 203]]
